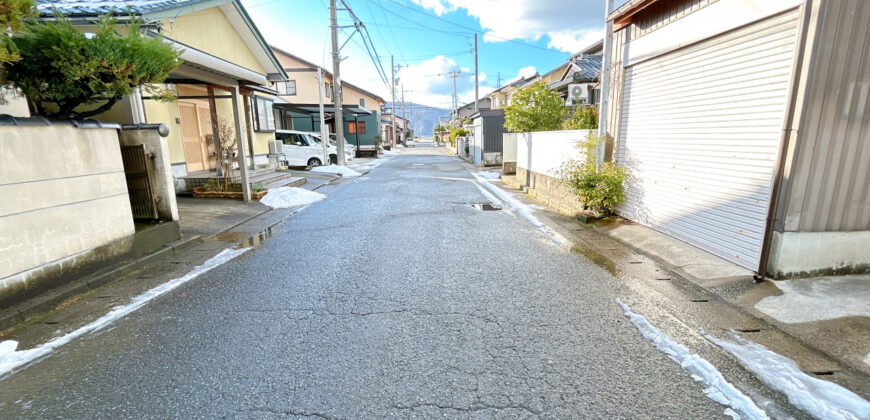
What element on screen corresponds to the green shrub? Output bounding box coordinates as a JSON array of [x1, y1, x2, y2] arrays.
[[0, 0, 35, 65], [5, 13, 181, 119], [562, 105, 599, 130], [558, 135, 628, 217], [448, 127, 467, 146], [504, 82, 567, 133]]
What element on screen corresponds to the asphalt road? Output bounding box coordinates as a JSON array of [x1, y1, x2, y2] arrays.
[[0, 150, 730, 418]]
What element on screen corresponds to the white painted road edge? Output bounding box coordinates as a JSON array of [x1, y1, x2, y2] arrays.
[[616, 298, 769, 420], [704, 331, 870, 420], [0, 248, 250, 379], [470, 173, 569, 246]]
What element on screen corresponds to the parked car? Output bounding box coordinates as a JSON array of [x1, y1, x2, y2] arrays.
[[274, 130, 336, 167], [405, 138, 415, 148], [310, 132, 354, 162]]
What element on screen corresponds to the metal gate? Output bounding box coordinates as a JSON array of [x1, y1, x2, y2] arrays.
[[121, 144, 159, 220], [617, 9, 801, 269]]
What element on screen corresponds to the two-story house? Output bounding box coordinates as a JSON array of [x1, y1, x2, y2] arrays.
[[27, 0, 288, 194], [270, 47, 385, 154]]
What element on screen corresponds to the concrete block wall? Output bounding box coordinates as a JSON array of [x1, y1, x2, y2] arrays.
[[0, 124, 135, 303], [511, 130, 593, 216], [515, 167, 584, 216]]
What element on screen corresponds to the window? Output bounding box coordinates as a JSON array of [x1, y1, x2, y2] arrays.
[[359, 98, 365, 108], [348, 121, 366, 134], [324, 82, 331, 99], [276, 80, 296, 95], [253, 96, 275, 131]]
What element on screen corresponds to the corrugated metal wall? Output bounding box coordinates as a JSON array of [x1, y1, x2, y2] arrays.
[[630, 0, 721, 39], [483, 114, 506, 153], [780, 0, 870, 232]]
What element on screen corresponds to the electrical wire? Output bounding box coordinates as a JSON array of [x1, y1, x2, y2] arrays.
[[381, 0, 569, 55]]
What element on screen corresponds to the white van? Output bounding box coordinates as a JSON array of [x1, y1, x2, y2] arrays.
[[274, 130, 338, 167], [309, 132, 354, 162]]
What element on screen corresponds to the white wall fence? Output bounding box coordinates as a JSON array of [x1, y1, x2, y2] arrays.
[[0, 124, 136, 305], [516, 130, 592, 177]]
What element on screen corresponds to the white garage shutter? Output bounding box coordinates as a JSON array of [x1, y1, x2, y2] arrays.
[[617, 10, 800, 269]]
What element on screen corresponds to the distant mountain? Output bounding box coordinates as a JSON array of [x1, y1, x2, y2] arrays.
[[385, 102, 451, 137]]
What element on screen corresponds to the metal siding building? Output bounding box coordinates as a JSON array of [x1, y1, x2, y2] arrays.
[[471, 109, 507, 166], [605, 0, 870, 278], [779, 0, 870, 233]]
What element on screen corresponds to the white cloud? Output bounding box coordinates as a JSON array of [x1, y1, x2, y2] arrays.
[[547, 28, 603, 54], [410, 0, 448, 16], [500, 66, 537, 87], [397, 55, 488, 108], [414, 0, 604, 53]]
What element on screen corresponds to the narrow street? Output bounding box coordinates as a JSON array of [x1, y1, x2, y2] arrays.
[[0, 147, 811, 418]]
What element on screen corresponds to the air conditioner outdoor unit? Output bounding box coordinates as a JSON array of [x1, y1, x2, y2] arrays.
[[269, 140, 283, 155], [566, 83, 588, 106]]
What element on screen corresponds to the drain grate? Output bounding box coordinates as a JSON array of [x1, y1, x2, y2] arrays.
[[690, 299, 709, 303], [471, 203, 502, 211], [736, 328, 762, 333], [655, 277, 671, 281], [811, 371, 836, 376]]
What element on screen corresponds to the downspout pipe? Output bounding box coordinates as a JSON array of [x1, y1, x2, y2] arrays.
[[756, 0, 815, 282]]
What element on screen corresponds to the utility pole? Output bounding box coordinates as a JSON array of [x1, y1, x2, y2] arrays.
[[329, 0, 346, 165], [597, 0, 613, 168], [474, 33, 479, 113], [452, 69, 458, 120], [497, 72, 503, 89], [390, 55, 397, 148], [317, 67, 329, 164], [401, 84, 406, 145]]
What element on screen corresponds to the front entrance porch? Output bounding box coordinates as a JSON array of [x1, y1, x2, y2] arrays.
[[181, 167, 306, 193]]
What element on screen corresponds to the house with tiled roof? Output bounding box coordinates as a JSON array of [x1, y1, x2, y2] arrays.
[[549, 40, 603, 105], [32, 0, 288, 199]]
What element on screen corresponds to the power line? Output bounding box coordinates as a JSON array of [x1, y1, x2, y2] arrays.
[[381, 0, 569, 55], [364, 0, 474, 38]]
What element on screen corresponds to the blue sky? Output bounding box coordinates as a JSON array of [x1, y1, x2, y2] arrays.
[[242, 0, 605, 108]]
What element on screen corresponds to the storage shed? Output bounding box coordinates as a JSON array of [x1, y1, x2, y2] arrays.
[[602, 0, 870, 278], [469, 109, 507, 167]]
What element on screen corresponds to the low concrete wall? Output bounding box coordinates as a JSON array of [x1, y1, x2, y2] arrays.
[[768, 231, 870, 278], [119, 125, 178, 222], [516, 130, 591, 177], [483, 152, 502, 166], [512, 130, 592, 215], [0, 124, 135, 305], [516, 167, 584, 216], [502, 133, 517, 174]]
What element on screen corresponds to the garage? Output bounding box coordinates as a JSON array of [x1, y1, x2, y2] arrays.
[[616, 7, 801, 269]]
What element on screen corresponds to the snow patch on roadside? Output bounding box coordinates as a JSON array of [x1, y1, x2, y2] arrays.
[[755, 276, 870, 323], [310, 165, 362, 177], [705, 332, 870, 420], [260, 187, 326, 209], [864, 353, 870, 367], [616, 298, 768, 420], [0, 248, 249, 378], [470, 173, 567, 246]]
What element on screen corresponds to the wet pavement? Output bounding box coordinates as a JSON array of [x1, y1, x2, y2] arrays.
[[0, 149, 820, 418]]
